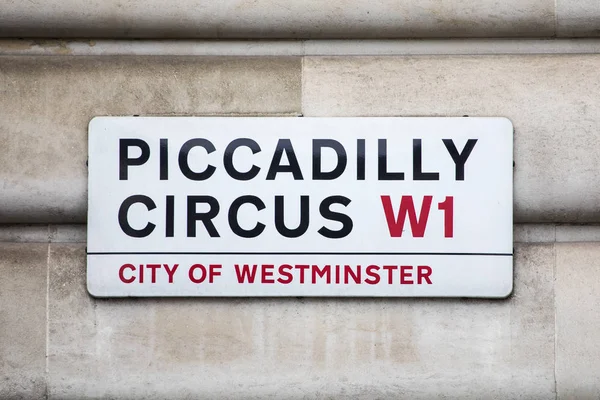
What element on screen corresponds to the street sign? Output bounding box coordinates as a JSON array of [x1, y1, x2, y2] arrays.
[[87, 117, 513, 297]]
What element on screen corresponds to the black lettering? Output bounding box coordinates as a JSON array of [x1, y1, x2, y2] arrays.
[[378, 139, 404, 180], [413, 139, 439, 181], [228, 196, 266, 238], [274, 196, 309, 238], [318, 196, 353, 239], [266, 139, 303, 180], [165, 195, 174, 237], [312, 139, 347, 180], [224, 138, 261, 181], [118, 195, 156, 238], [160, 138, 168, 180], [442, 139, 478, 181], [187, 196, 220, 237], [178, 139, 216, 181], [357, 139, 365, 180], [119, 139, 150, 180]]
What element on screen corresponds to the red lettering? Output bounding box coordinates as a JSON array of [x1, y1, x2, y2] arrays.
[[235, 264, 257, 283], [119, 264, 135, 284], [418, 265, 433, 284], [261, 264, 275, 284], [189, 264, 207, 283], [382, 265, 396, 284], [147, 264, 160, 283], [365, 265, 380, 284], [381, 195, 432, 237], [139, 264, 144, 283], [209, 264, 221, 283], [438, 196, 454, 238], [312, 265, 331, 284], [344, 265, 360, 284], [295, 265, 309, 284], [400, 265, 414, 284], [164, 264, 178, 283], [277, 264, 293, 284]]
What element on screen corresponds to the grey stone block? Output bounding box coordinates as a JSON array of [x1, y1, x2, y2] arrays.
[[555, 225, 600, 243], [0, 225, 50, 243], [557, 0, 600, 37], [556, 242, 600, 399], [514, 224, 556, 243], [0, 243, 48, 399], [48, 225, 86, 243], [0, 0, 555, 39]]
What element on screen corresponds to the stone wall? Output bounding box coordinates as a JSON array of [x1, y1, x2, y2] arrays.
[[1, 2, 600, 397], [3, 225, 600, 398], [0, 0, 598, 38]]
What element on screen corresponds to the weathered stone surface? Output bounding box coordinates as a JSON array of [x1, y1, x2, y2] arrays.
[[514, 224, 555, 243], [4, 54, 600, 224], [556, 225, 600, 242], [5, 39, 600, 58], [0, 0, 554, 39], [0, 56, 301, 223], [557, 0, 600, 37], [303, 55, 600, 223], [0, 225, 50, 243], [514, 224, 600, 244], [48, 225, 86, 243], [0, 243, 48, 399], [47, 243, 554, 398], [302, 38, 600, 56], [555, 242, 600, 399]]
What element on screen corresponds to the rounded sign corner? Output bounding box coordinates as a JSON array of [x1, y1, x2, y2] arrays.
[[86, 279, 106, 299], [88, 116, 104, 132], [497, 117, 514, 133], [497, 279, 514, 299]]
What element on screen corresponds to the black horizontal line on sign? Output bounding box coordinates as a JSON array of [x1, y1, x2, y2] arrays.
[[87, 252, 513, 256]]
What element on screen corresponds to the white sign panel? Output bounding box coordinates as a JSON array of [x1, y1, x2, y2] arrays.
[[87, 117, 513, 298]]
